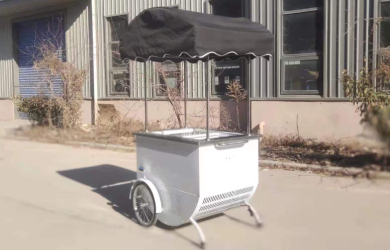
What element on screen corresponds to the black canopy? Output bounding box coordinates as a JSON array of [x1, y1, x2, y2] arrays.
[[120, 7, 274, 63]]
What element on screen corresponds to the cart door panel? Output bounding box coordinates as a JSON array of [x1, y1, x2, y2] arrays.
[[198, 138, 259, 198]]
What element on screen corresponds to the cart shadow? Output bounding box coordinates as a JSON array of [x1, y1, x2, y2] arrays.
[[58, 164, 138, 221]]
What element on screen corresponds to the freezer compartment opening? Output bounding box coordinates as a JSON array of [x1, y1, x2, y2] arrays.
[[152, 128, 244, 141]]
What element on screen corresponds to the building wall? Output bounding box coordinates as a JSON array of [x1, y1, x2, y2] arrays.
[[94, 0, 376, 100], [251, 101, 363, 140], [0, 0, 91, 100], [97, 99, 224, 129], [0, 0, 379, 141], [0, 100, 14, 121], [97, 99, 363, 141], [0, 16, 14, 99], [0, 0, 380, 100], [81, 100, 92, 124], [66, 0, 92, 98], [270, 0, 373, 99], [95, 0, 209, 99]]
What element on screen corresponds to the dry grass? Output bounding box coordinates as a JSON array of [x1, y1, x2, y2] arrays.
[[261, 135, 390, 172], [13, 117, 161, 148]]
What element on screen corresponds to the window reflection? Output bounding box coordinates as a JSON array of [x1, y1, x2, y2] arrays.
[[284, 59, 320, 91], [283, 11, 323, 54], [381, 2, 390, 48]]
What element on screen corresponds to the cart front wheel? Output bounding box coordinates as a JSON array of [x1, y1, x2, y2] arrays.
[[132, 183, 157, 227]]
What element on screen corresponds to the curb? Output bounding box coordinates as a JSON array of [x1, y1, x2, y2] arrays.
[[5, 135, 136, 152], [64, 141, 136, 151], [259, 159, 390, 179]]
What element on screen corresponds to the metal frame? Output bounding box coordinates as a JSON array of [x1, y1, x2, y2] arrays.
[[143, 55, 255, 138], [189, 218, 206, 248], [144, 61, 148, 132], [247, 56, 252, 134]]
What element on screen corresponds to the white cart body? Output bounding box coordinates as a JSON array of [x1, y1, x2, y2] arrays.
[[136, 128, 259, 227]]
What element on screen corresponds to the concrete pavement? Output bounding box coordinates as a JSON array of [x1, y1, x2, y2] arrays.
[[1, 121, 390, 250]]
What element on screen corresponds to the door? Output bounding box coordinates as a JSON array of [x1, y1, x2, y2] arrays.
[[15, 14, 65, 99]]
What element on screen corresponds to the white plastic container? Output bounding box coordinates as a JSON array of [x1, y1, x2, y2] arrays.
[[135, 128, 259, 227]]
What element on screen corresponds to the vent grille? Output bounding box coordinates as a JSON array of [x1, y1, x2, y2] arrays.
[[199, 194, 250, 212], [195, 198, 248, 219], [194, 186, 254, 219], [202, 186, 253, 204]]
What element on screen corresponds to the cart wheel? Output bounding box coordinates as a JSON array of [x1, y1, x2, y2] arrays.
[[132, 183, 158, 227]]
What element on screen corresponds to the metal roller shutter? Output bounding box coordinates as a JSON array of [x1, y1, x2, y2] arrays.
[[16, 14, 65, 98]]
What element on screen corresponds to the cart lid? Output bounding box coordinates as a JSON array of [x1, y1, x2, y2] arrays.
[[120, 7, 274, 63]]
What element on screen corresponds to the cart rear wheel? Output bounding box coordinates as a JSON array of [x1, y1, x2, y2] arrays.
[[132, 183, 157, 227]]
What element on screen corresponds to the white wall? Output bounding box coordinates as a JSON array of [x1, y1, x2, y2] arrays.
[[251, 101, 363, 141]]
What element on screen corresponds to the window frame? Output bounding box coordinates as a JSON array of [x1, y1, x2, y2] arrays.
[[280, 1, 324, 96], [281, 54, 321, 95], [210, 0, 250, 97], [377, 0, 390, 91], [379, 0, 390, 49], [105, 14, 130, 97]]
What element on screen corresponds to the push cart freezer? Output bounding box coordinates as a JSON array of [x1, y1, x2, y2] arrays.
[[119, 7, 274, 247]]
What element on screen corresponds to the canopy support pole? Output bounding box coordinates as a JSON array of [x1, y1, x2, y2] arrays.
[[206, 59, 210, 141], [144, 62, 148, 132], [247, 56, 252, 135], [184, 61, 188, 128]]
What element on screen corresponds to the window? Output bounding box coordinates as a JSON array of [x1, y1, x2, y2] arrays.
[[379, 1, 390, 91], [380, 1, 390, 48], [156, 61, 182, 96], [211, 0, 247, 95], [283, 0, 322, 11], [107, 15, 129, 95], [281, 0, 323, 94]]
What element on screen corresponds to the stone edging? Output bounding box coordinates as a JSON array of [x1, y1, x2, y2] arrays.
[[259, 159, 390, 179], [64, 141, 136, 151]]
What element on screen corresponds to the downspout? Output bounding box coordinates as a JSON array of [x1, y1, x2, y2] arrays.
[[91, 0, 99, 124]]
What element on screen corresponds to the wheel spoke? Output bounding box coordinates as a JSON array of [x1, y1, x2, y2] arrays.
[[143, 207, 150, 222]]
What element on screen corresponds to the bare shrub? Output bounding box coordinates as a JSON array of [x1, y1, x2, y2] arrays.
[[14, 41, 86, 128], [218, 104, 234, 131], [97, 104, 161, 137], [155, 62, 184, 128], [14, 96, 63, 126], [341, 51, 390, 147], [226, 80, 247, 131]]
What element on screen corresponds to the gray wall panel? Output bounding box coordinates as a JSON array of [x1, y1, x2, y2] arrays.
[[0, 0, 380, 100], [66, 0, 91, 98], [96, 0, 206, 98], [0, 17, 13, 98]]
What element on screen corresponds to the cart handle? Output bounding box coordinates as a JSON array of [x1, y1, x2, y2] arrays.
[[215, 140, 248, 148]]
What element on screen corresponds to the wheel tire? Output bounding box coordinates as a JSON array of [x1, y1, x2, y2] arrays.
[[132, 183, 158, 227]]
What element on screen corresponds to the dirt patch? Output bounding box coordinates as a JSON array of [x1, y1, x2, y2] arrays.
[[12, 125, 136, 147], [260, 135, 390, 172], [12, 120, 161, 148]]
